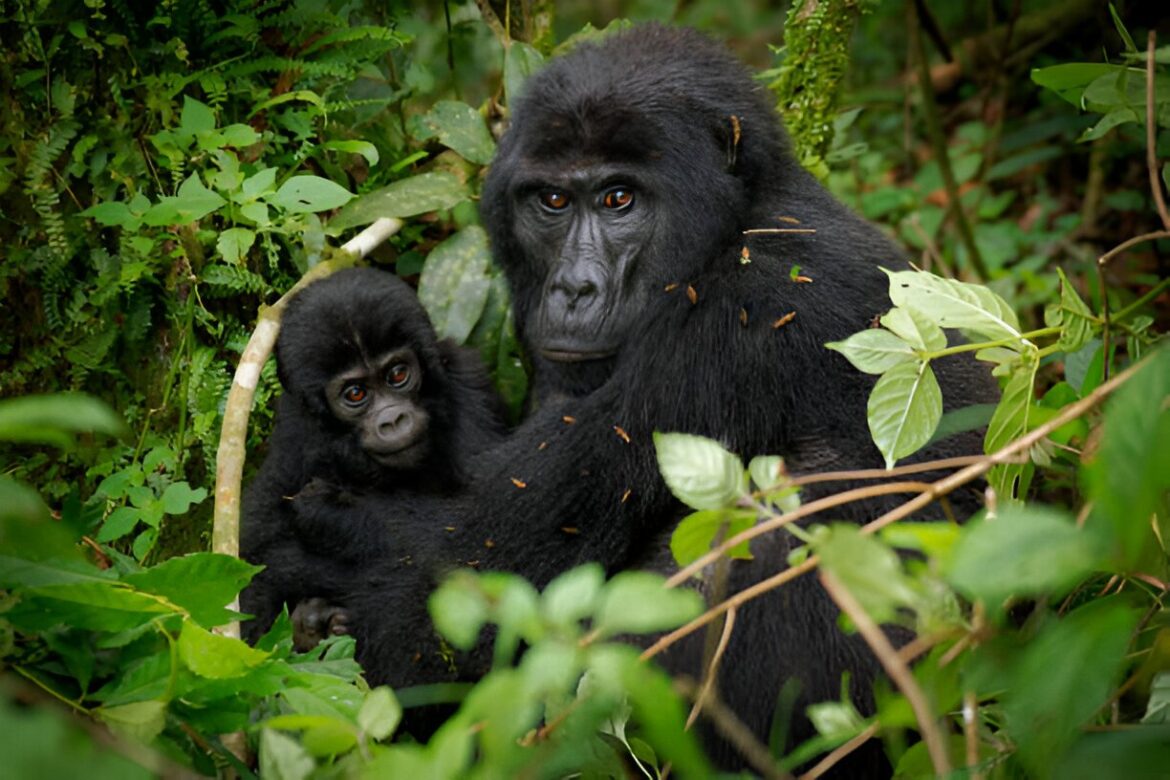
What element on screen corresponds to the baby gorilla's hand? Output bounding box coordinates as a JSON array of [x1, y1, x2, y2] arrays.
[[290, 597, 351, 652]]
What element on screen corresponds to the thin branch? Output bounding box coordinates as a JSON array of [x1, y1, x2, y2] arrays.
[[963, 691, 984, 780], [667, 482, 932, 588], [473, 0, 509, 46], [1097, 229, 1170, 267], [786, 454, 1000, 487], [686, 607, 737, 729], [797, 722, 880, 780], [1147, 31, 1170, 231], [910, 1, 989, 280], [644, 359, 1146, 662], [674, 679, 793, 780], [819, 571, 951, 776], [743, 228, 818, 235]]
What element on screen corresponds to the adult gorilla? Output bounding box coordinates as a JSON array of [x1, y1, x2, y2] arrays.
[[324, 24, 995, 772]]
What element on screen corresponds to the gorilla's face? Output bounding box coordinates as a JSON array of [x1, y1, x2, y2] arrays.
[[509, 164, 657, 364]]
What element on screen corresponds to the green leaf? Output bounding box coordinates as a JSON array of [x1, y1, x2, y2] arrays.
[[866, 360, 943, 469], [142, 173, 226, 226], [653, 432, 746, 510], [357, 687, 402, 741], [815, 525, 920, 623], [504, 42, 545, 106], [1084, 347, 1170, 569], [329, 172, 468, 232], [0, 476, 52, 524], [669, 509, 757, 567], [428, 573, 488, 651], [541, 563, 604, 629], [95, 700, 166, 744], [1055, 268, 1095, 353], [947, 505, 1100, 608], [217, 228, 255, 264], [159, 482, 207, 515], [880, 306, 947, 352], [178, 620, 269, 678], [95, 506, 140, 542], [0, 555, 109, 588], [417, 227, 493, 344], [217, 123, 261, 148], [269, 175, 354, 214], [984, 358, 1039, 501], [407, 100, 495, 164], [1004, 599, 1137, 772], [25, 581, 171, 631], [240, 168, 278, 200], [321, 140, 379, 167], [123, 553, 260, 627], [885, 269, 1022, 343], [826, 329, 918, 374], [0, 393, 125, 448], [594, 571, 703, 637], [180, 96, 216, 135], [80, 201, 134, 227], [259, 729, 315, 780], [1031, 63, 1122, 105]]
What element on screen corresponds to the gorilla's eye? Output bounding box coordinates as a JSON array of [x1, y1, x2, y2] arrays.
[[538, 191, 570, 211], [387, 364, 412, 388], [602, 188, 634, 210], [342, 384, 368, 405]]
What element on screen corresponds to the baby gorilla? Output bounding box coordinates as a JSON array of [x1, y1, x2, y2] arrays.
[[240, 267, 506, 649]]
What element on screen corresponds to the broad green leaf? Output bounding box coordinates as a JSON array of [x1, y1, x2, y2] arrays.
[[0, 477, 51, 524], [947, 505, 1099, 608], [180, 96, 216, 135], [826, 328, 917, 374], [0, 555, 109, 588], [240, 168, 278, 200], [216, 123, 260, 148], [407, 100, 495, 164], [1056, 268, 1095, 353], [984, 358, 1039, 501], [867, 360, 943, 469], [1031, 63, 1122, 105], [880, 306, 947, 352], [142, 173, 226, 226], [123, 553, 260, 627], [95, 506, 140, 542], [653, 432, 746, 510], [594, 571, 703, 637], [259, 729, 315, 780], [504, 42, 545, 106], [669, 509, 757, 567], [80, 201, 134, 227], [429, 573, 488, 650], [885, 269, 1022, 343], [217, 228, 255, 264], [24, 581, 171, 631], [328, 172, 468, 232], [541, 563, 604, 628], [357, 687, 401, 741], [1004, 599, 1137, 772], [321, 139, 379, 166], [160, 482, 208, 514], [95, 700, 166, 744], [178, 620, 269, 678], [0, 393, 125, 448], [1084, 347, 1170, 569], [748, 455, 784, 492], [417, 227, 493, 344], [269, 175, 354, 214], [815, 525, 920, 623]]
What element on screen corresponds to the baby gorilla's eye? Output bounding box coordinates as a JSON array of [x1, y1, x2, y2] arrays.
[[387, 364, 411, 388], [341, 384, 367, 404], [539, 191, 570, 211], [602, 188, 634, 210]]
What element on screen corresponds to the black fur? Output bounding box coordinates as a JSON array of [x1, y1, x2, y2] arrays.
[[239, 267, 506, 644], [311, 26, 997, 774]]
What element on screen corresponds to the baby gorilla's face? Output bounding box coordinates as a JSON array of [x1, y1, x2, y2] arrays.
[[324, 348, 431, 469]]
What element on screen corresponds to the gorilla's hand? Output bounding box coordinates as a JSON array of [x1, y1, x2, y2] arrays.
[[291, 597, 351, 652]]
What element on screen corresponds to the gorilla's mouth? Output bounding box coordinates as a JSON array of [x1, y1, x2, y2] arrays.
[[368, 439, 427, 466], [540, 348, 617, 363]]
